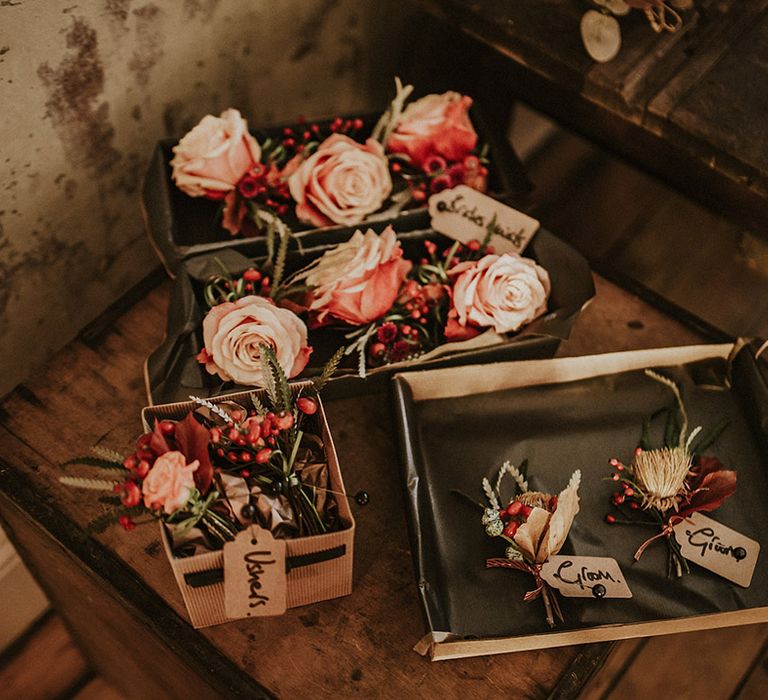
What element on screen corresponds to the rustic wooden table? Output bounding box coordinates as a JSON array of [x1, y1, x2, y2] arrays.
[[0, 272, 724, 700]]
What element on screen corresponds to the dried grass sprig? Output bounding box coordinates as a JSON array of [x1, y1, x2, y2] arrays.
[[644, 369, 688, 446], [189, 396, 235, 425], [59, 476, 119, 491]]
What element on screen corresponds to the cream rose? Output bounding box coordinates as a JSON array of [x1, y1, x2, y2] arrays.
[[288, 134, 392, 227], [142, 451, 199, 515], [448, 253, 550, 336], [171, 108, 261, 198], [197, 295, 311, 386], [386, 92, 478, 169], [302, 225, 411, 325]]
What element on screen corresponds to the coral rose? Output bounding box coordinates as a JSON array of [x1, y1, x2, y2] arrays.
[[197, 295, 311, 386], [303, 225, 412, 326], [446, 253, 550, 339], [142, 451, 199, 515], [387, 92, 478, 170], [288, 134, 392, 227], [171, 108, 261, 198]]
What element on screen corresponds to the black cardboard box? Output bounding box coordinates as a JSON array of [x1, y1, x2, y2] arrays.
[[144, 224, 594, 403], [142, 106, 532, 277], [392, 342, 768, 659]]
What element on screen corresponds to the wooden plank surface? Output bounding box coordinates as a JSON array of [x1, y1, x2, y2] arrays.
[[0, 613, 89, 700], [735, 637, 768, 699], [524, 124, 768, 339], [0, 271, 712, 699], [74, 677, 125, 700], [577, 638, 647, 700], [604, 625, 768, 700]]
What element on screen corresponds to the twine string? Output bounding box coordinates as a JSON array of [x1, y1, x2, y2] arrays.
[[644, 3, 683, 33], [634, 514, 687, 560]]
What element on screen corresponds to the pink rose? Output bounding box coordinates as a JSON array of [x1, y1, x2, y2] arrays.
[[170, 108, 261, 198], [387, 92, 478, 170], [303, 225, 412, 325], [446, 253, 550, 339], [288, 134, 392, 227], [142, 451, 199, 515], [197, 295, 311, 386]]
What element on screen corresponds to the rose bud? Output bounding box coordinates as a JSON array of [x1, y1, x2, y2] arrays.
[[123, 455, 138, 471], [243, 268, 262, 282], [159, 420, 176, 435], [297, 397, 318, 415]]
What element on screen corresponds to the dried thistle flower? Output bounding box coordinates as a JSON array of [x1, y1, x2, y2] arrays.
[[632, 445, 692, 511]]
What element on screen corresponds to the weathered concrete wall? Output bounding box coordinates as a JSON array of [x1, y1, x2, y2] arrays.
[[0, 0, 418, 395]]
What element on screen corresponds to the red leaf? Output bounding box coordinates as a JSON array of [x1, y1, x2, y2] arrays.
[[174, 413, 214, 495], [680, 458, 737, 517], [149, 420, 172, 455]]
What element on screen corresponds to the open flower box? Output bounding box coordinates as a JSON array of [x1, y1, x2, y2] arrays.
[[141, 385, 355, 628], [143, 224, 595, 404], [142, 103, 531, 277], [391, 341, 768, 659]]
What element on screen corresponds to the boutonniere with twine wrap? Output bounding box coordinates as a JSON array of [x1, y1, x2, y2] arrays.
[[480, 462, 581, 628], [605, 369, 737, 577]]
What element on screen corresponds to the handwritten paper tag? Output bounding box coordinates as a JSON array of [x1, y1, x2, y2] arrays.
[[224, 527, 286, 618], [428, 185, 540, 254], [540, 556, 633, 599], [673, 512, 759, 587]]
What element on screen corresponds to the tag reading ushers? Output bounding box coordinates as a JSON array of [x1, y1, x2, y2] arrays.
[[673, 512, 760, 588], [428, 185, 539, 255], [540, 556, 633, 599], [224, 527, 286, 619]]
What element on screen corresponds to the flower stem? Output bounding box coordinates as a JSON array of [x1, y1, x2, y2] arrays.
[[541, 585, 555, 629]]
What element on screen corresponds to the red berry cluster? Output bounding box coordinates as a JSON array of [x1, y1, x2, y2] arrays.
[[327, 116, 364, 136], [209, 398, 317, 478], [368, 321, 417, 365], [400, 154, 489, 202], [281, 117, 364, 155], [496, 495, 558, 539], [368, 269, 446, 365], [605, 452, 642, 524], [237, 161, 292, 216], [418, 238, 494, 271], [240, 268, 271, 296]]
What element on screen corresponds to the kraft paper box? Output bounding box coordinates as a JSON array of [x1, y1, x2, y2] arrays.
[[141, 385, 355, 628], [142, 105, 531, 277], [392, 341, 768, 660]]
